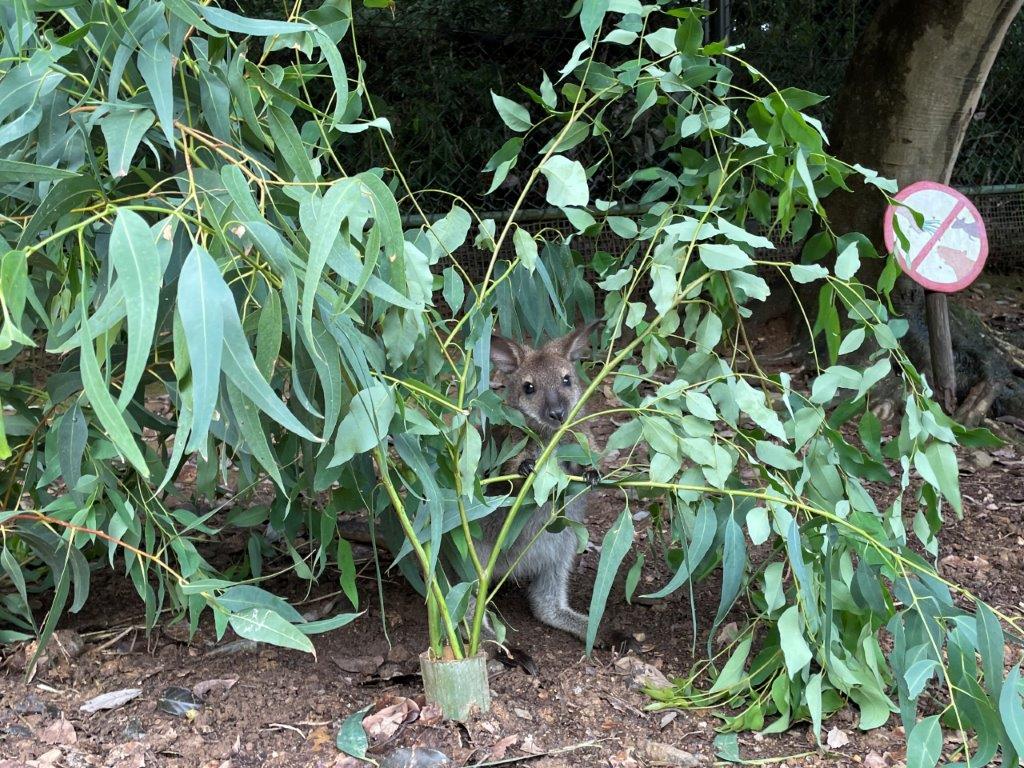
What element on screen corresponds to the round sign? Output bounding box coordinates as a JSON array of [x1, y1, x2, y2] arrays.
[[882, 180, 988, 293]]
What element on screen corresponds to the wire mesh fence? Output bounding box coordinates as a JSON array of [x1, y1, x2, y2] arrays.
[[346, 0, 1023, 267]]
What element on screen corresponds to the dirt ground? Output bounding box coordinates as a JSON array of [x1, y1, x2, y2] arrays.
[[2, 278, 1023, 768]]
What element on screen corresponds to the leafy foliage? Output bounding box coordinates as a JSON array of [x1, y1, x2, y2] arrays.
[[0, 0, 1022, 762]]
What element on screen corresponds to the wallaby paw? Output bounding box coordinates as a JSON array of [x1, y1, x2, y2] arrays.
[[599, 629, 642, 655], [583, 468, 601, 487], [518, 458, 536, 476], [491, 643, 539, 676]]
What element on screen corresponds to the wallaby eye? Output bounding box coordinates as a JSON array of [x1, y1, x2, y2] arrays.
[[522, 382, 536, 395], [562, 374, 572, 387]]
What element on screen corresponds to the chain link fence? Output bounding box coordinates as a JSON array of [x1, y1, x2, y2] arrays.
[[344, 0, 1023, 268], [732, 0, 1024, 269]]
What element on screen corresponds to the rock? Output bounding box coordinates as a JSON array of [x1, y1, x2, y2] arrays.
[[613, 656, 671, 691], [972, 450, 995, 469], [643, 741, 702, 767], [107, 741, 147, 768], [826, 727, 850, 749]]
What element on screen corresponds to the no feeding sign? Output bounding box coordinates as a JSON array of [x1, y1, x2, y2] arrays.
[[882, 180, 988, 293]]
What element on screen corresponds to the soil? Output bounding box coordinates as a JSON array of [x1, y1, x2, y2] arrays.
[[2, 280, 1024, 768]]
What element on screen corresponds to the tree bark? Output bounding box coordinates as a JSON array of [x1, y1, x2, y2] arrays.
[[824, 0, 1024, 421]]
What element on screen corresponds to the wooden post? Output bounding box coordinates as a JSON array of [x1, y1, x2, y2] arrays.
[[925, 291, 957, 413]]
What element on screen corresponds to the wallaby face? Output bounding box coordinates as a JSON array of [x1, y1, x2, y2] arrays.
[[489, 323, 596, 437]]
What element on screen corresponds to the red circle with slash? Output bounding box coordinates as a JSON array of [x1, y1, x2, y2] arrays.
[[882, 180, 988, 293]]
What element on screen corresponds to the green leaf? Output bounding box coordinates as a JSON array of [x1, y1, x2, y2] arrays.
[[807, 673, 823, 745], [642, 502, 716, 599], [78, 313, 149, 477], [109, 209, 162, 407], [713, 516, 747, 628], [226, 381, 284, 490], [136, 38, 175, 147], [442, 267, 464, 313], [337, 538, 359, 610], [540, 155, 589, 208], [838, 327, 865, 356], [913, 441, 962, 516], [904, 659, 938, 699], [586, 507, 634, 653], [312, 28, 349, 129], [329, 385, 395, 466], [336, 705, 372, 758], [539, 71, 557, 108], [976, 600, 1005, 701], [607, 216, 638, 238], [580, 0, 609, 39], [491, 91, 532, 132], [708, 635, 752, 694], [458, 427, 482, 497], [698, 243, 753, 271], [754, 441, 801, 471], [228, 608, 315, 654], [745, 506, 770, 545], [484, 138, 522, 193], [300, 178, 360, 347], [296, 612, 361, 635], [624, 553, 645, 604], [999, 665, 1024, 758], [267, 105, 316, 184], [221, 297, 320, 442], [685, 391, 717, 421], [101, 108, 155, 178], [513, 227, 539, 273], [57, 402, 88, 492], [794, 149, 819, 210], [906, 715, 941, 768], [790, 263, 828, 283], [0, 159, 80, 182], [219, 585, 304, 621], [834, 242, 860, 281], [177, 245, 224, 455], [199, 5, 314, 35], [778, 605, 812, 678]]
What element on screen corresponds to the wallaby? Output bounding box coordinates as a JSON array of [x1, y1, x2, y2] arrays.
[[477, 322, 630, 650]]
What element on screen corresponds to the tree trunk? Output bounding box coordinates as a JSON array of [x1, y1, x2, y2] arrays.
[[825, 0, 1024, 422]]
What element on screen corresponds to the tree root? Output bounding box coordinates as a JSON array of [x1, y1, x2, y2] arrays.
[[954, 380, 1003, 427]]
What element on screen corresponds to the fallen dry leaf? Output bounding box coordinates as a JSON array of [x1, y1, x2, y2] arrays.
[[39, 716, 77, 746], [864, 751, 888, 768], [80, 688, 142, 714], [362, 697, 419, 742], [489, 734, 518, 760], [520, 735, 544, 755]]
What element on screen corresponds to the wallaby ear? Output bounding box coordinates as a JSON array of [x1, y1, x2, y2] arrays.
[[490, 334, 526, 373], [556, 320, 602, 361]]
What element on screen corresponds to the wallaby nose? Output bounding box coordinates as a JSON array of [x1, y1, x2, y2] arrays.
[[548, 407, 566, 423]]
